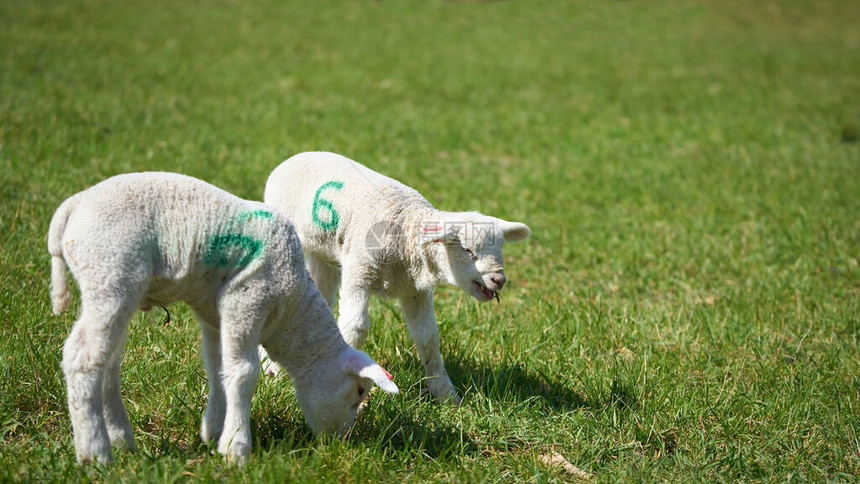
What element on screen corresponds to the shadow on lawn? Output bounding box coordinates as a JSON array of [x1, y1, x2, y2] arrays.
[[250, 405, 478, 459], [252, 413, 315, 452], [444, 354, 593, 411], [247, 352, 637, 459], [374, 412, 479, 458]]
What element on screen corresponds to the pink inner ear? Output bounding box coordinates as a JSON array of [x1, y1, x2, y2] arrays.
[[383, 369, 393, 380]]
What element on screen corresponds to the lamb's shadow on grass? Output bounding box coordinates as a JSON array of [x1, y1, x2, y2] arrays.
[[251, 406, 476, 460], [248, 352, 639, 460], [445, 354, 594, 411], [252, 411, 316, 453], [448, 354, 643, 414], [371, 410, 479, 458], [249, 390, 477, 459]]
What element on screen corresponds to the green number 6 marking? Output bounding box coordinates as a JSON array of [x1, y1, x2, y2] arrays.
[[311, 181, 344, 230]]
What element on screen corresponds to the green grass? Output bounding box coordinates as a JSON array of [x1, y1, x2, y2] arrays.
[[2, 0, 859, 481]]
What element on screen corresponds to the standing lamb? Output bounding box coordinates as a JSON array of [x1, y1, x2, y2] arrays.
[[48, 172, 399, 465], [262, 152, 530, 404]]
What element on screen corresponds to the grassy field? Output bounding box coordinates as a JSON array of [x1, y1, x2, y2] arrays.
[[2, 0, 859, 481]]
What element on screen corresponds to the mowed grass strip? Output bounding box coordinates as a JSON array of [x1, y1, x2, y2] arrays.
[[1, 0, 858, 481]]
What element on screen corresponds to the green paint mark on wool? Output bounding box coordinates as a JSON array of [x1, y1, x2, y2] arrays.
[[311, 180, 344, 231], [246, 209, 273, 219], [202, 210, 273, 268], [204, 233, 263, 268]]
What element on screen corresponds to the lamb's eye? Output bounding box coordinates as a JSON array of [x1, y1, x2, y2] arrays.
[[463, 248, 478, 261], [358, 386, 365, 396]]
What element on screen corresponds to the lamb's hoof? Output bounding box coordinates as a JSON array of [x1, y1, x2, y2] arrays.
[[77, 450, 113, 466], [200, 421, 223, 446], [219, 442, 251, 466], [107, 427, 136, 452], [109, 437, 136, 453], [226, 452, 249, 466]]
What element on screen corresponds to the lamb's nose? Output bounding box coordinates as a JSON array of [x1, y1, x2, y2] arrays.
[[490, 273, 506, 289]]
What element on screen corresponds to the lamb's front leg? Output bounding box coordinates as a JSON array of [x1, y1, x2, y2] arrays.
[[337, 283, 372, 349], [216, 301, 262, 465], [399, 291, 461, 405]]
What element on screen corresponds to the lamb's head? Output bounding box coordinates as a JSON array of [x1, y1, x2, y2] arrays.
[[421, 213, 530, 302], [293, 347, 399, 435]]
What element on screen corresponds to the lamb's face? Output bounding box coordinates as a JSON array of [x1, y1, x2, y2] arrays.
[[448, 223, 508, 302], [294, 348, 398, 435], [295, 372, 369, 435], [429, 216, 531, 302]]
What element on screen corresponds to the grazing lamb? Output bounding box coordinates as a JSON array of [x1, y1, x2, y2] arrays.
[[261, 152, 530, 404], [48, 172, 399, 465]]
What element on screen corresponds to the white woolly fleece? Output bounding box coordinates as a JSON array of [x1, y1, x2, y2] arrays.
[[262, 152, 530, 404], [48, 172, 398, 465]]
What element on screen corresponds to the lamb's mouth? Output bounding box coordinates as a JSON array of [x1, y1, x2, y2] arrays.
[[473, 281, 499, 302]]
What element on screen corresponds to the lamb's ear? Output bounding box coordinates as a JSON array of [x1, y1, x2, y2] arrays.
[[419, 223, 459, 246], [342, 350, 400, 395], [497, 219, 531, 242]]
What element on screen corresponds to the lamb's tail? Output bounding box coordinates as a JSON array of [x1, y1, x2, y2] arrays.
[[47, 193, 81, 315]]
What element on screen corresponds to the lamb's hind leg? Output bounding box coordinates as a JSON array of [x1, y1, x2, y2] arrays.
[[336, 263, 373, 349], [337, 283, 371, 349], [306, 253, 340, 308], [63, 297, 138, 464], [102, 346, 134, 452], [195, 307, 226, 445]]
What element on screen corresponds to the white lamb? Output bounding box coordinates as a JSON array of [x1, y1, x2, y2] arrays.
[[48, 172, 399, 465], [261, 152, 530, 404]]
